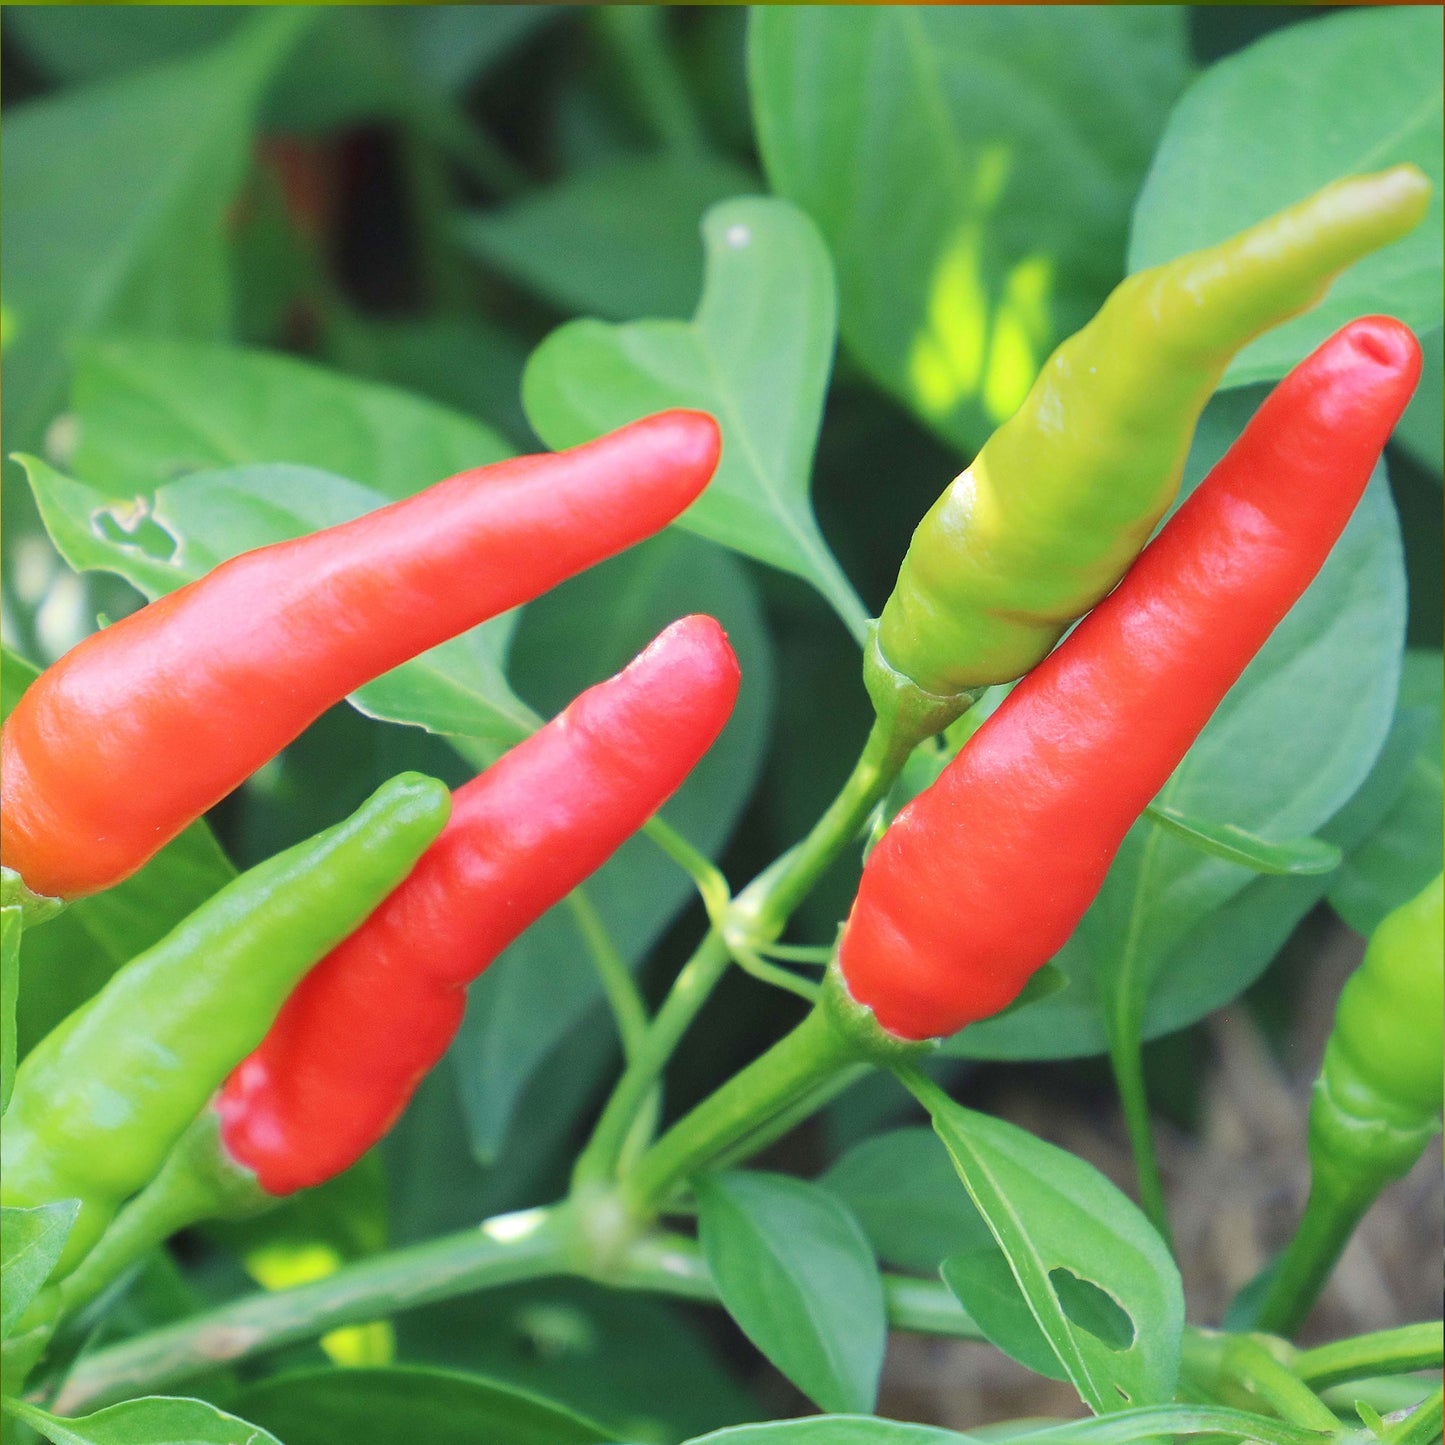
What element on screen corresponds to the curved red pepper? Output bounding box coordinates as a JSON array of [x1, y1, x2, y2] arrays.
[[838, 318, 1421, 1041], [217, 614, 740, 1194], [2, 411, 721, 901]]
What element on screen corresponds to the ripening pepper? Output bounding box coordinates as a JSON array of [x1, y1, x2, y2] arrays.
[[839, 317, 1422, 1042], [872, 167, 1430, 712], [1, 774, 451, 1272], [216, 614, 740, 1195], [1, 411, 721, 901], [1255, 872, 1443, 1336]]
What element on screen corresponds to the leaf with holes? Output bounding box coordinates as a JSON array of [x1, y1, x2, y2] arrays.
[[907, 1074, 1183, 1413], [523, 196, 868, 643]]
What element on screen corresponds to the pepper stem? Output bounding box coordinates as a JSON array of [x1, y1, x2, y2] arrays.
[[1252, 1177, 1371, 1338]]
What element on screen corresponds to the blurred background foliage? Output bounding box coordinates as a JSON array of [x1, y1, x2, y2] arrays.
[[2, 7, 1440, 1433]]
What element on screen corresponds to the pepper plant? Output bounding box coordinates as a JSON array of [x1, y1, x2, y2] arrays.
[[2, 7, 1442, 1445]]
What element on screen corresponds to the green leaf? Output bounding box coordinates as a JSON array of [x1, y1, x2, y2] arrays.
[[2, 907, 20, 1115], [1394, 328, 1444, 477], [4, 1396, 282, 1445], [453, 530, 773, 1159], [1143, 804, 1340, 877], [696, 1172, 886, 1414], [749, 7, 1191, 454], [955, 388, 1405, 1061], [819, 1127, 992, 1274], [941, 1245, 1068, 1382], [22, 455, 534, 746], [907, 1076, 1184, 1414], [0, 1200, 79, 1339], [458, 154, 758, 322], [233, 1366, 611, 1445], [679, 1422, 965, 1445], [1130, 7, 1444, 390], [522, 196, 868, 640], [1330, 649, 1445, 935], [69, 335, 512, 503], [0, 10, 312, 457]]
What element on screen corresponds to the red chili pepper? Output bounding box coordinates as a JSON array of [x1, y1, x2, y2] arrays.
[[837, 318, 1421, 1042], [216, 614, 740, 1195], [2, 412, 721, 901]]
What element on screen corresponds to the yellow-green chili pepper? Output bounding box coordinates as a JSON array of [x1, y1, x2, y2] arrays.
[[870, 165, 1430, 725], [1255, 872, 1444, 1337], [0, 773, 450, 1274]]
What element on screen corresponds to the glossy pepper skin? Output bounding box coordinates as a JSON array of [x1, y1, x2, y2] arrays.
[[1, 411, 721, 901], [840, 317, 1421, 1042], [1254, 873, 1443, 1335], [873, 167, 1429, 705], [217, 614, 740, 1195], [1, 774, 451, 1271]]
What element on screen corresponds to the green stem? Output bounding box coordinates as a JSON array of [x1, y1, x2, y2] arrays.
[[622, 1006, 862, 1218], [52, 1207, 979, 1413], [1254, 1178, 1367, 1338], [1107, 1008, 1173, 1249], [706, 1062, 871, 1174], [573, 718, 909, 1191], [565, 889, 648, 1058], [1292, 1322, 1444, 1391], [1217, 1335, 1341, 1433], [52, 1205, 577, 1414]]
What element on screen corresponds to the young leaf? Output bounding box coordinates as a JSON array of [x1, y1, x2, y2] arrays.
[[523, 196, 869, 641], [905, 1075, 1184, 1414], [0, 1200, 80, 1340], [1130, 7, 1443, 389], [696, 1171, 886, 1414]]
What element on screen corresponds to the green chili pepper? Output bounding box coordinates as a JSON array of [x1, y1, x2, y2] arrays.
[[870, 166, 1430, 730], [0, 772, 450, 1274], [1254, 872, 1443, 1336]]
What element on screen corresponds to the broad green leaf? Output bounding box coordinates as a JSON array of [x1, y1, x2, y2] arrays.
[[2, 908, 20, 1114], [69, 336, 512, 502], [458, 154, 758, 321], [909, 1076, 1183, 1413], [696, 1172, 886, 1414], [819, 1127, 991, 1274], [453, 531, 773, 1158], [22, 456, 534, 746], [0, 10, 312, 458], [1142, 804, 1340, 877], [5, 1396, 281, 1445], [749, 7, 1191, 454], [955, 389, 1405, 1060], [1330, 649, 1445, 935], [1130, 7, 1444, 390], [234, 1366, 610, 1445], [1394, 328, 1444, 476], [0, 1200, 79, 1339], [523, 196, 869, 640]]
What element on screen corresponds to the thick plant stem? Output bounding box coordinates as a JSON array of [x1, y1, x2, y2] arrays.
[[1218, 1335, 1341, 1433], [1254, 1179, 1369, 1338], [53, 1209, 980, 1413], [622, 1006, 862, 1219], [573, 718, 909, 1190]]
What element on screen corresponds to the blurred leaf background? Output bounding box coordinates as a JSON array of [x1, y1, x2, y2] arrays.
[[2, 7, 1440, 1435]]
